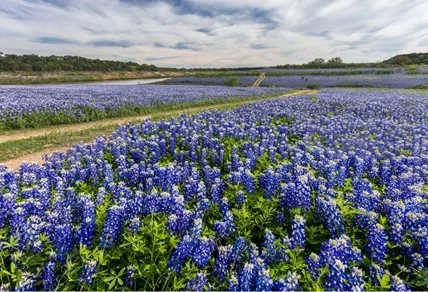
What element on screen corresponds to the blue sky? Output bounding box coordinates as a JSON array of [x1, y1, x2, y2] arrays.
[[1, 0, 427, 67]]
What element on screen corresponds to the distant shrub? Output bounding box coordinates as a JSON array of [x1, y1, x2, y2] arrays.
[[307, 84, 319, 89], [226, 77, 239, 86], [407, 65, 420, 74], [411, 84, 428, 89], [268, 85, 276, 88]]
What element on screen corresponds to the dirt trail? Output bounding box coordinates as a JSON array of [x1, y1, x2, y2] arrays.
[[1, 90, 317, 170], [252, 73, 266, 87]]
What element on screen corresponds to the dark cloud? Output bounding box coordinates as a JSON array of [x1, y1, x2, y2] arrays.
[[88, 40, 133, 48], [34, 36, 77, 44]]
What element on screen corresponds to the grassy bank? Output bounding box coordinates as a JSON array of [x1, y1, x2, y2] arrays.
[[0, 70, 187, 85]]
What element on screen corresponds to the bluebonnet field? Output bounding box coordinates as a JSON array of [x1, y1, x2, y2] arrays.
[[153, 76, 259, 87], [0, 89, 427, 291], [261, 74, 428, 89], [0, 85, 283, 130]]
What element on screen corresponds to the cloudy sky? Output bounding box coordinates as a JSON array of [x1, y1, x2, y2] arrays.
[[1, 0, 427, 67]]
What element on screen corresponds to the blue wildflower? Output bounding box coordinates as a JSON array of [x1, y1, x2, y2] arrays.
[[289, 215, 306, 250], [367, 223, 387, 263], [99, 204, 126, 249], [79, 260, 98, 285]]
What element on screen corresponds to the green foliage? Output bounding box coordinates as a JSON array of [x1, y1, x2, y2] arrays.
[[307, 83, 320, 90], [0, 54, 158, 72], [225, 76, 239, 87], [407, 65, 420, 74], [383, 53, 428, 66], [411, 84, 428, 90], [328, 57, 344, 64]]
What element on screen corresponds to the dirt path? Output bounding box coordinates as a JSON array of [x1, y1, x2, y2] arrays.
[[252, 73, 266, 87], [1, 90, 317, 170]]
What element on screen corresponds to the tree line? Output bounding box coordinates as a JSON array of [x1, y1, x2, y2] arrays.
[[0, 53, 159, 72]]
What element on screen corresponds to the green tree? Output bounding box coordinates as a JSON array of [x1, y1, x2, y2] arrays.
[[308, 58, 326, 65], [226, 77, 239, 86], [328, 57, 343, 64]]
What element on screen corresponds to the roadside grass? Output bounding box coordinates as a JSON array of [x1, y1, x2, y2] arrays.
[[0, 90, 306, 162], [0, 125, 118, 162]]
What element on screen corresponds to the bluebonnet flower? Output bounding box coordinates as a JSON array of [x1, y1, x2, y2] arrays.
[[236, 191, 245, 205], [390, 276, 411, 292], [125, 266, 136, 288], [369, 263, 386, 286], [347, 267, 364, 291], [276, 212, 286, 226], [367, 223, 387, 263], [99, 204, 126, 249], [186, 272, 208, 292], [319, 235, 362, 266], [227, 273, 239, 291], [410, 253, 424, 270], [279, 175, 311, 212], [53, 223, 73, 264], [214, 245, 233, 281], [168, 235, 194, 273], [354, 208, 378, 231], [232, 236, 247, 261], [78, 195, 96, 246], [274, 272, 301, 291], [389, 223, 403, 245], [255, 268, 273, 291], [325, 259, 348, 291], [241, 169, 255, 194], [95, 187, 107, 206], [262, 229, 277, 264], [306, 253, 321, 279], [315, 196, 345, 237], [190, 218, 203, 238], [238, 262, 255, 291], [213, 211, 235, 238], [14, 272, 36, 291], [289, 215, 306, 250], [128, 216, 141, 233], [42, 260, 56, 291], [192, 237, 216, 268], [210, 180, 224, 204], [219, 197, 230, 216], [79, 260, 98, 285], [184, 178, 198, 202], [258, 167, 278, 199]]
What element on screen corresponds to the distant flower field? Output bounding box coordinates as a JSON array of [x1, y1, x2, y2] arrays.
[[0, 89, 427, 290], [261, 74, 428, 88], [0, 85, 283, 130], [153, 76, 259, 86]]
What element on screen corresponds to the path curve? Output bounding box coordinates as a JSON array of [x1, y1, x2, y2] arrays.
[[252, 73, 266, 87], [1, 90, 317, 169]]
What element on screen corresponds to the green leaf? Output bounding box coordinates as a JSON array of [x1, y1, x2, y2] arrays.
[[103, 276, 116, 282], [108, 279, 116, 290], [118, 267, 126, 276], [380, 274, 390, 288]]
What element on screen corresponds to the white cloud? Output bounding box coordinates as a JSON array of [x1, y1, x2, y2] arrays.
[[0, 0, 427, 67]]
